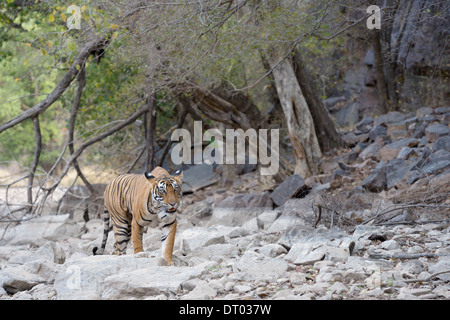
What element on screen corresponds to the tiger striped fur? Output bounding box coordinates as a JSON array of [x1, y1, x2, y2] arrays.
[[92, 166, 182, 265]]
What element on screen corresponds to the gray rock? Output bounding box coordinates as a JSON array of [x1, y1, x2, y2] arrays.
[[335, 102, 360, 127], [361, 165, 387, 192], [428, 256, 450, 281], [102, 262, 214, 299], [270, 174, 309, 207], [180, 225, 237, 255], [0, 260, 62, 294], [283, 227, 353, 265], [341, 132, 369, 147], [356, 116, 374, 133], [379, 138, 419, 161], [421, 149, 450, 174], [425, 124, 450, 142], [180, 280, 217, 300], [433, 136, 450, 152], [358, 142, 382, 161], [368, 125, 388, 142], [186, 197, 214, 226], [2, 214, 82, 246], [181, 164, 220, 193], [374, 112, 406, 126], [416, 107, 433, 118], [233, 251, 289, 281]]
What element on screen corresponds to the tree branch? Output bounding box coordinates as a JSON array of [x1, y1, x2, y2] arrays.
[[0, 36, 110, 134]]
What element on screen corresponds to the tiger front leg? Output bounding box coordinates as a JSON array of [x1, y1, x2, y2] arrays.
[[161, 220, 177, 265], [131, 219, 144, 254]]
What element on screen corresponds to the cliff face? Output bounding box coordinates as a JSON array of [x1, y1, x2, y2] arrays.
[[326, 0, 449, 127]]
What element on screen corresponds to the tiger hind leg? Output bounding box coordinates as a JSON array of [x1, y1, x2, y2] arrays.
[[92, 209, 112, 255], [112, 219, 132, 255]]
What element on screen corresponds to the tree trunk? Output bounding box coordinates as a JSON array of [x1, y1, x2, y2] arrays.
[[292, 49, 341, 152], [268, 55, 322, 178], [27, 115, 41, 212], [144, 92, 157, 172], [372, 29, 390, 114]]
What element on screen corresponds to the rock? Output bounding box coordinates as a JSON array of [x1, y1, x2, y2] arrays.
[[233, 251, 289, 281], [433, 136, 450, 152], [180, 280, 217, 300], [361, 164, 387, 192], [2, 214, 82, 246], [421, 149, 450, 175], [329, 169, 353, 189], [270, 174, 309, 207], [341, 132, 369, 147], [428, 256, 450, 281], [379, 138, 419, 161], [181, 164, 220, 193], [416, 107, 433, 118], [368, 125, 388, 142], [324, 96, 347, 111], [397, 147, 418, 159], [186, 197, 214, 226], [425, 123, 450, 142], [180, 225, 237, 255], [356, 116, 374, 133], [277, 225, 315, 249], [102, 262, 214, 299], [380, 240, 400, 250], [283, 227, 353, 265], [374, 112, 406, 126], [0, 260, 61, 294], [209, 192, 273, 226], [54, 255, 162, 299], [335, 102, 359, 127], [358, 142, 382, 161], [256, 244, 288, 258], [234, 285, 252, 294]]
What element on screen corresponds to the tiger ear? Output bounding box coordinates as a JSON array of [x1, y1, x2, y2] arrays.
[[173, 169, 183, 180], [144, 172, 155, 180]]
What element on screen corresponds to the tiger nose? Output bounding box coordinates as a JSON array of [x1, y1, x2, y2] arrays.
[[169, 202, 177, 207]]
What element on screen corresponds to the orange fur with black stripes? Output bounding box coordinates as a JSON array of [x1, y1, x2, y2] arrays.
[[93, 167, 182, 264]]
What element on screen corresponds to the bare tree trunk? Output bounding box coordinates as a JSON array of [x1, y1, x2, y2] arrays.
[[292, 49, 341, 152], [27, 116, 42, 212], [372, 29, 390, 114], [157, 103, 188, 167], [144, 92, 157, 172], [268, 55, 322, 178], [67, 64, 96, 195]]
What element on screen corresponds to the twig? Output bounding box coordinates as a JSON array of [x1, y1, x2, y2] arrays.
[[402, 270, 450, 283], [314, 205, 322, 228], [363, 203, 450, 225]]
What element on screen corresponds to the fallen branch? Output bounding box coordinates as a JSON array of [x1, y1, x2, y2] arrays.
[[368, 250, 448, 260], [402, 270, 450, 283]]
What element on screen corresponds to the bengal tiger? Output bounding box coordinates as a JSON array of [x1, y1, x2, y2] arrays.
[[92, 166, 183, 265]]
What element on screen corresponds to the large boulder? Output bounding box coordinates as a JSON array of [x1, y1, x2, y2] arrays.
[[1, 214, 83, 246], [270, 174, 310, 207]]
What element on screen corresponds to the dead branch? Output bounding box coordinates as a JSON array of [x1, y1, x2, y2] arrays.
[[67, 63, 96, 195], [402, 270, 450, 283], [368, 250, 448, 260], [0, 36, 110, 135]]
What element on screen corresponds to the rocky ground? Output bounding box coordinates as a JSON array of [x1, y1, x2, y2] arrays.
[[0, 107, 449, 300]]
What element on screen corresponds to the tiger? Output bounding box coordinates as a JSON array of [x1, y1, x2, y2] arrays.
[[92, 166, 183, 265]]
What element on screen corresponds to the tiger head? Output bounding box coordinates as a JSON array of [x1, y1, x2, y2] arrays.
[[145, 169, 183, 215]]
